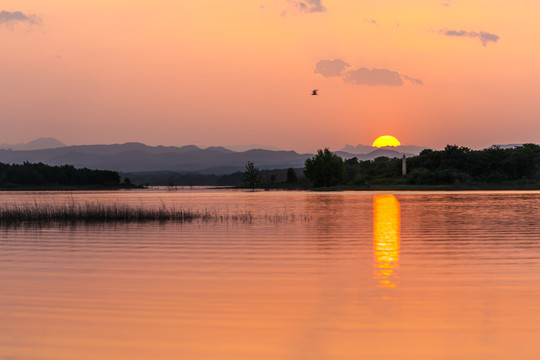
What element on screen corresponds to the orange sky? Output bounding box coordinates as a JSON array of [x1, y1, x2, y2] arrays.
[[1, 0, 539, 151]]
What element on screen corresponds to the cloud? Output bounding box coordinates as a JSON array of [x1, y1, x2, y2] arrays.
[[294, 0, 326, 13], [442, 29, 500, 47], [402, 74, 424, 85], [314, 59, 350, 77], [343, 68, 404, 86], [314, 59, 423, 87], [0, 10, 39, 25], [364, 19, 377, 25]]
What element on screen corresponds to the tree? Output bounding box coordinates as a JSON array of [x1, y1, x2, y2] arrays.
[[167, 176, 176, 190], [304, 148, 345, 187], [242, 161, 262, 191], [441, 145, 471, 170], [286, 167, 298, 183], [344, 157, 359, 183]]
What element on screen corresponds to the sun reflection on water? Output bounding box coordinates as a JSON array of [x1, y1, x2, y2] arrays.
[[373, 194, 401, 288]]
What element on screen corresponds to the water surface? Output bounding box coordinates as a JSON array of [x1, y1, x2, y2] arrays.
[[1, 189, 539, 359]]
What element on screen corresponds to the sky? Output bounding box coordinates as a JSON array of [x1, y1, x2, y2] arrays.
[[1, 0, 539, 152]]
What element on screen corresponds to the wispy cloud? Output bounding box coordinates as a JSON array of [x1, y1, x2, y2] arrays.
[[0, 10, 40, 26], [293, 0, 326, 13], [442, 29, 500, 47], [315, 59, 423, 87], [401, 74, 424, 85]]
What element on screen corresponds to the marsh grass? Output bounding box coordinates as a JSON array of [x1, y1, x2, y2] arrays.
[[0, 202, 309, 225]]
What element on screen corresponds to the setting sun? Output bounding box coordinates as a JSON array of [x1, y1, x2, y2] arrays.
[[372, 135, 401, 148]]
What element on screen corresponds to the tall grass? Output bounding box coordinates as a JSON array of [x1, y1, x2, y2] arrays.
[[0, 202, 308, 225]]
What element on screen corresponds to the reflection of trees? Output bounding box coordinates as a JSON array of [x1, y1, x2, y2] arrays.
[[373, 194, 400, 288], [305, 194, 346, 250]]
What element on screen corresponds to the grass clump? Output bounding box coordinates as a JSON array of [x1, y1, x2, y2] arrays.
[[0, 202, 222, 224], [0, 202, 310, 225]]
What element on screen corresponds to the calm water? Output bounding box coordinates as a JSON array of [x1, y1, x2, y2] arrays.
[[1, 189, 540, 359]]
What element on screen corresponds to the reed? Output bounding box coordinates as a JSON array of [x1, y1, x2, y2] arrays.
[[0, 202, 309, 224], [0, 202, 222, 223]]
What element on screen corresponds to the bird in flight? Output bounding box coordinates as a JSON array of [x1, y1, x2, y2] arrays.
[[312, 89, 318, 95]]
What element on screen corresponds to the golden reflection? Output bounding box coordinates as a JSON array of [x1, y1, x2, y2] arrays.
[[373, 194, 400, 288]]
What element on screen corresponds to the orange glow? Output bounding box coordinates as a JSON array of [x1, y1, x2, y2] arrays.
[[372, 135, 401, 147], [373, 194, 400, 288], [0, 1, 539, 149]]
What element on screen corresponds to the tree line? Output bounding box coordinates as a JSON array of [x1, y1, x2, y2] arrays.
[[299, 144, 540, 188], [0, 162, 129, 188], [124, 167, 302, 188], [15, 143, 534, 190]]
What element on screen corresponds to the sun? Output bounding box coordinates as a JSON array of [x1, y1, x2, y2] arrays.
[[372, 135, 401, 148]]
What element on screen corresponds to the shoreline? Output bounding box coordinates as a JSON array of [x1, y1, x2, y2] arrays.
[[241, 183, 540, 192], [0, 185, 144, 191], [1, 184, 540, 192]]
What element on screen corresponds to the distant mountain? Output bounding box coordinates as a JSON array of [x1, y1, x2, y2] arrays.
[[341, 144, 374, 154], [397, 145, 430, 154], [341, 144, 429, 155], [490, 144, 522, 149], [224, 144, 284, 152], [0, 142, 422, 174], [336, 148, 414, 160], [0, 137, 65, 151], [0, 142, 306, 174]]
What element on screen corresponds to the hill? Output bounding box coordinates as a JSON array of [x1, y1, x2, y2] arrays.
[[341, 144, 428, 155], [0, 142, 418, 174], [0, 142, 307, 174], [0, 137, 65, 151]]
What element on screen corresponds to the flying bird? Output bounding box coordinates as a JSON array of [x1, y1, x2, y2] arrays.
[[312, 89, 318, 95]]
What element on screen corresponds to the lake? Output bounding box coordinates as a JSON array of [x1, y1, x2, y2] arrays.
[[1, 189, 540, 359]]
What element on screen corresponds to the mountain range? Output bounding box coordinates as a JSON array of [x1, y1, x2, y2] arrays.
[[0, 139, 422, 174], [0, 137, 65, 151], [341, 144, 429, 155]]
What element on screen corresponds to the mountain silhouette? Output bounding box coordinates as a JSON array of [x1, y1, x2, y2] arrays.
[[0, 137, 65, 151], [341, 144, 428, 155], [0, 143, 306, 174], [0, 142, 420, 174]]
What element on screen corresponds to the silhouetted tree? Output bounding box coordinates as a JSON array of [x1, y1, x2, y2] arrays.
[[167, 176, 176, 190], [242, 161, 262, 191], [502, 143, 537, 180], [441, 145, 471, 170], [344, 157, 359, 183], [304, 148, 345, 187], [286, 167, 298, 183]]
